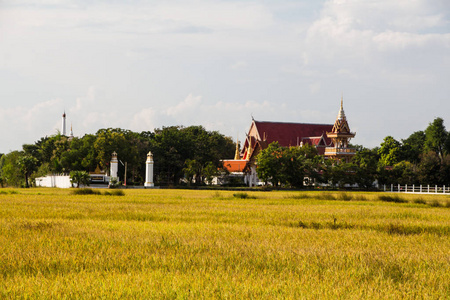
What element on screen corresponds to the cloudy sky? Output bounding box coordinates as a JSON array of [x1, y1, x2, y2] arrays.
[[1, 0, 449, 154]]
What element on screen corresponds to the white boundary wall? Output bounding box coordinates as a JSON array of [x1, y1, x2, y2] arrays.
[[384, 184, 450, 194], [35, 175, 72, 188]]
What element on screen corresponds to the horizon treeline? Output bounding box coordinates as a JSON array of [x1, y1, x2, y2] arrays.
[[1, 117, 449, 188], [0, 126, 235, 187]]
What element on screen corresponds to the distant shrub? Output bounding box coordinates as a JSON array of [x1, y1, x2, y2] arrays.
[[413, 198, 427, 205], [386, 223, 408, 235], [310, 222, 322, 229], [109, 190, 125, 196], [0, 191, 7, 195], [429, 200, 442, 207], [71, 188, 101, 195], [211, 191, 222, 199], [378, 195, 407, 203], [315, 193, 336, 200], [297, 220, 308, 228], [233, 192, 256, 199], [353, 195, 367, 201], [289, 193, 310, 199], [72, 188, 124, 196], [338, 193, 353, 201]]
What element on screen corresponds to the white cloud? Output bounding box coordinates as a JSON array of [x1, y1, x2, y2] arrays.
[[1, 0, 450, 152], [130, 107, 157, 132], [165, 94, 202, 117], [70, 86, 96, 113]]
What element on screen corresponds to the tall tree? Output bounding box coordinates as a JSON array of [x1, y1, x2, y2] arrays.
[[424, 117, 448, 162], [0, 151, 24, 187], [18, 155, 38, 188], [352, 148, 378, 189], [256, 142, 284, 187], [401, 131, 425, 163], [378, 136, 401, 166]]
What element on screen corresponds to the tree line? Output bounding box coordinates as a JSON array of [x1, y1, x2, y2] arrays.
[[255, 117, 450, 188], [0, 126, 235, 187], [1, 117, 449, 189]]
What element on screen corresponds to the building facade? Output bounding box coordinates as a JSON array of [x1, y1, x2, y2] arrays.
[[222, 98, 356, 186]]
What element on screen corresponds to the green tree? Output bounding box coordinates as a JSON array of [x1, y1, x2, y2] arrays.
[[401, 131, 425, 163], [417, 152, 441, 185], [151, 126, 189, 185], [256, 142, 284, 186], [69, 170, 91, 188], [378, 136, 401, 166], [0, 151, 24, 187], [183, 159, 201, 185], [151, 126, 234, 186], [392, 161, 418, 185], [203, 162, 219, 185], [424, 117, 448, 162], [18, 155, 38, 188], [280, 146, 307, 188], [352, 148, 378, 189]]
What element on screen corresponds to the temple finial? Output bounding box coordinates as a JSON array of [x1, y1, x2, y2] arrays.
[[338, 94, 345, 120]]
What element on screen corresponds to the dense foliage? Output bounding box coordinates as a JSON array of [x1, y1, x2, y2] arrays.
[[0, 126, 234, 187], [256, 117, 450, 188]]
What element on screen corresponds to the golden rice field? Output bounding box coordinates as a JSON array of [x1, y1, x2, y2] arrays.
[[0, 188, 449, 299]]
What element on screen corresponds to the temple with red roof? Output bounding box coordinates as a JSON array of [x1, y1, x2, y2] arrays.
[[221, 97, 356, 186]]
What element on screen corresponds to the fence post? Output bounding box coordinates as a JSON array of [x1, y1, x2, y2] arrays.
[[444, 185, 446, 194], [428, 185, 430, 193], [384, 184, 386, 192], [435, 185, 438, 193], [391, 184, 393, 192], [405, 184, 408, 193], [420, 185, 422, 193], [398, 184, 400, 193], [413, 184, 415, 193]]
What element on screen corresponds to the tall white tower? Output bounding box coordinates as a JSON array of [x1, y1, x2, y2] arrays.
[[110, 151, 118, 179], [61, 111, 67, 136], [144, 151, 154, 187]]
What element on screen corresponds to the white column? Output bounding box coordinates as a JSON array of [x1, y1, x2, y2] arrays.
[[110, 151, 118, 179], [144, 151, 154, 187]]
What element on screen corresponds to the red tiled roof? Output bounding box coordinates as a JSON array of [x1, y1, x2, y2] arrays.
[[222, 160, 248, 173], [254, 121, 333, 147], [302, 137, 325, 146]]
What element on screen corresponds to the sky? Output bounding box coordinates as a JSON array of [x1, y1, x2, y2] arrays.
[[1, 0, 449, 154]]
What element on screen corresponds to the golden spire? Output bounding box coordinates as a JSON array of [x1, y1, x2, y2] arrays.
[[234, 136, 240, 160], [246, 136, 252, 161]]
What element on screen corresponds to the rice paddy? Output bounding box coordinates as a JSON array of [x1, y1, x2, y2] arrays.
[[0, 188, 449, 299]]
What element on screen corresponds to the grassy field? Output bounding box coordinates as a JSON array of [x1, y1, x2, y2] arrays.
[[0, 188, 449, 299]]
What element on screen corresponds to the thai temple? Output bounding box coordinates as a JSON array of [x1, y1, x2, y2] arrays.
[[222, 97, 356, 186]]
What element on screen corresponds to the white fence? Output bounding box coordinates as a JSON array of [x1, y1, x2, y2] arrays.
[[384, 184, 450, 194]]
